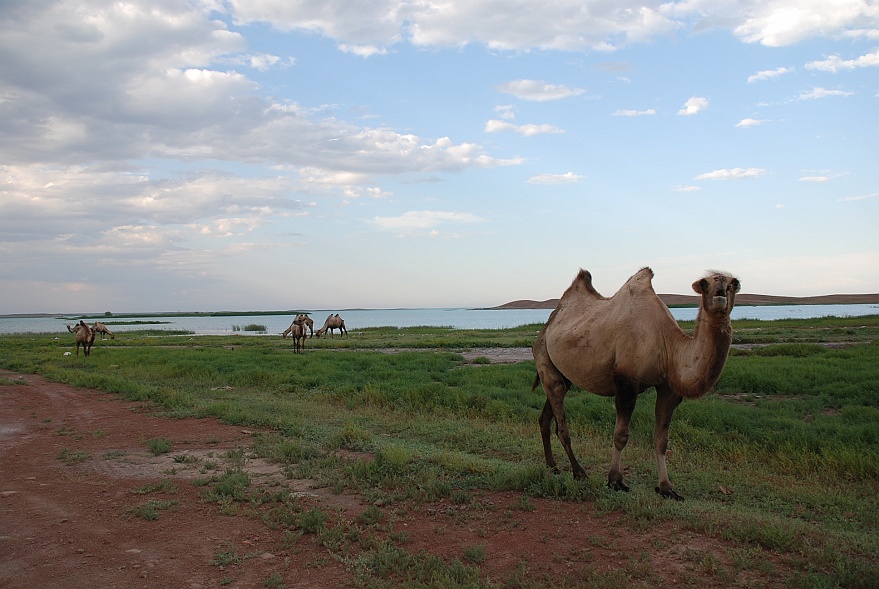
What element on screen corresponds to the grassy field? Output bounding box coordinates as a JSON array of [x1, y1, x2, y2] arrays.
[[2, 315, 878, 588]]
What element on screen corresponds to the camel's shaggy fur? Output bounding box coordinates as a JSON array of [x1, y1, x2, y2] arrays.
[[532, 267, 740, 500]]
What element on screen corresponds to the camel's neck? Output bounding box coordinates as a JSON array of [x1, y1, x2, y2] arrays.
[[670, 309, 733, 399]]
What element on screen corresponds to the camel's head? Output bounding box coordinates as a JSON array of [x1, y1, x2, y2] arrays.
[[692, 272, 740, 315]]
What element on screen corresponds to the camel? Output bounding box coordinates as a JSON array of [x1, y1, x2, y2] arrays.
[[298, 314, 314, 337], [66, 320, 95, 356], [315, 313, 347, 338], [532, 267, 740, 501], [92, 321, 115, 339], [282, 315, 309, 353]]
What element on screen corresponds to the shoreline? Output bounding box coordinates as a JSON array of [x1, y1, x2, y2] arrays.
[[3, 293, 879, 319]]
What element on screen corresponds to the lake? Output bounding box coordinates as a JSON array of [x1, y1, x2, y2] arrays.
[[1, 304, 878, 336]]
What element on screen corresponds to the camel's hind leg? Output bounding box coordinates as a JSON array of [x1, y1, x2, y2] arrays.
[[534, 371, 586, 479]]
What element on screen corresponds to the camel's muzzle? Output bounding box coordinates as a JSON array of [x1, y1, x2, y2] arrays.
[[710, 295, 728, 310]]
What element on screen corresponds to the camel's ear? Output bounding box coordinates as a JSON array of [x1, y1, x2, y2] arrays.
[[730, 278, 741, 293], [692, 278, 708, 294]]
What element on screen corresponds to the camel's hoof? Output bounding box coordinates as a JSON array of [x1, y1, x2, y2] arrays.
[[655, 486, 684, 501], [573, 470, 587, 481], [607, 480, 630, 493]]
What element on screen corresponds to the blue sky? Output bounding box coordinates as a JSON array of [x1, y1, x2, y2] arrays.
[[1, 1, 877, 313]]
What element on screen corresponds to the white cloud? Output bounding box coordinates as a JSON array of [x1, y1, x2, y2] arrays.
[[726, 1, 879, 47], [797, 87, 854, 100], [371, 210, 484, 231], [497, 80, 585, 102], [484, 120, 565, 136], [613, 108, 657, 116], [495, 105, 516, 120], [527, 172, 583, 185], [695, 168, 768, 180], [226, 0, 877, 52], [677, 96, 709, 116], [839, 192, 879, 202], [339, 44, 389, 57], [806, 48, 879, 72], [736, 118, 768, 127], [673, 185, 702, 192], [747, 66, 794, 83], [799, 175, 830, 182]]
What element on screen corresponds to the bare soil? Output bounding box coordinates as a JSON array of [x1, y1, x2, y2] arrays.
[[0, 367, 786, 588]]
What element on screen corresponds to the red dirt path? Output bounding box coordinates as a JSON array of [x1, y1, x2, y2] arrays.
[[1, 369, 782, 588]]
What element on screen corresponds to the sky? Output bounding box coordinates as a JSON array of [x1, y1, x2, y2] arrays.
[[1, 0, 877, 314]]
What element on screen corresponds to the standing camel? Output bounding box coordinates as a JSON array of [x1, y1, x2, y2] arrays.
[[66, 320, 95, 356], [532, 267, 740, 500], [92, 321, 115, 339], [315, 313, 347, 338], [298, 314, 314, 337], [282, 315, 309, 353]]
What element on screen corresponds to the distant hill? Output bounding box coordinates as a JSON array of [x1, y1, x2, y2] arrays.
[[489, 293, 879, 310]]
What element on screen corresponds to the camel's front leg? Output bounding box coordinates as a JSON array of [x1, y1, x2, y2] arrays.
[[654, 385, 684, 500], [608, 378, 638, 492], [538, 398, 558, 472]]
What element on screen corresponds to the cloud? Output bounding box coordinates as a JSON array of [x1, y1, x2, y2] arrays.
[[839, 192, 879, 202], [495, 105, 516, 120], [226, 1, 875, 52], [806, 48, 879, 72], [797, 87, 855, 100], [339, 44, 389, 57], [747, 66, 794, 83], [497, 80, 585, 102], [695, 168, 768, 180], [736, 118, 768, 128], [527, 172, 583, 185], [484, 120, 565, 136], [799, 175, 830, 182], [371, 210, 484, 231], [677, 97, 709, 116], [225, 0, 876, 52], [726, 2, 879, 47], [613, 108, 656, 116], [673, 185, 702, 192]]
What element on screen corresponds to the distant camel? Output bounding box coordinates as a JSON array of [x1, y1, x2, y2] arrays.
[[92, 321, 115, 339], [532, 267, 740, 500], [282, 315, 309, 353], [66, 320, 95, 356], [315, 314, 347, 338], [298, 314, 314, 337]]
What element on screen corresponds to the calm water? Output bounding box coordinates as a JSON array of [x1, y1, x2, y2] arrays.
[[1, 304, 878, 336]]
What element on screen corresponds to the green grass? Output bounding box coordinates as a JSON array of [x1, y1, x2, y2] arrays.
[[1, 316, 878, 588]]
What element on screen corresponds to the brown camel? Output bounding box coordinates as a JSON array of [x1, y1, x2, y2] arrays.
[[532, 267, 740, 500], [282, 315, 308, 353], [315, 313, 347, 338], [298, 314, 314, 337], [92, 321, 115, 339], [66, 320, 95, 356]]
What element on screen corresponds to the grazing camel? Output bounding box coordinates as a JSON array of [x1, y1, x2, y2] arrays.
[[92, 321, 115, 339], [66, 320, 95, 356], [532, 267, 740, 500], [315, 313, 347, 338], [282, 315, 308, 353]]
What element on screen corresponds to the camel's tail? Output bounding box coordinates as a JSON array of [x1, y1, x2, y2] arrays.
[[531, 373, 541, 393]]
